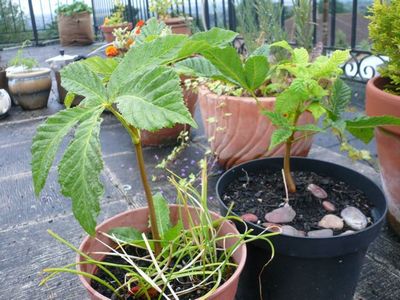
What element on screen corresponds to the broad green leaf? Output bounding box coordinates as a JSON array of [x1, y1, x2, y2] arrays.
[[135, 17, 170, 44], [201, 46, 248, 89], [191, 27, 238, 47], [161, 220, 183, 251], [31, 107, 98, 196], [307, 102, 326, 119], [293, 48, 309, 65], [251, 44, 270, 58], [153, 193, 171, 238], [82, 57, 119, 77], [269, 128, 293, 150], [329, 50, 350, 67], [244, 55, 269, 92], [270, 40, 294, 53], [58, 108, 104, 235], [274, 79, 309, 114], [108, 227, 143, 243], [177, 40, 211, 59], [61, 62, 107, 106], [346, 116, 400, 144], [116, 66, 196, 131], [326, 79, 352, 119], [108, 35, 189, 95], [262, 111, 291, 128], [64, 92, 76, 109], [174, 57, 223, 78], [295, 124, 323, 132]]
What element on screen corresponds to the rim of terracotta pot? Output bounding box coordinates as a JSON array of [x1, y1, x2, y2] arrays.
[[198, 85, 276, 104], [77, 205, 247, 300], [6, 67, 51, 79], [367, 76, 400, 105], [99, 22, 133, 30], [164, 16, 193, 24]]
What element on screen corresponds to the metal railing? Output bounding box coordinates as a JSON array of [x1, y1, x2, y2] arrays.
[[0, 0, 381, 83]]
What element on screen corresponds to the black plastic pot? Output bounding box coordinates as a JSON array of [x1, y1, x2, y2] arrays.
[[216, 157, 387, 300]]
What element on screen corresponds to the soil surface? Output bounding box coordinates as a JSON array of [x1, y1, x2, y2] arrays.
[[92, 245, 234, 300], [222, 170, 375, 234]]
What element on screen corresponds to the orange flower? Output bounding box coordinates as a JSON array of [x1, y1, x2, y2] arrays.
[[135, 28, 141, 35], [136, 20, 145, 27], [126, 38, 135, 47], [103, 17, 110, 25], [105, 45, 119, 57]]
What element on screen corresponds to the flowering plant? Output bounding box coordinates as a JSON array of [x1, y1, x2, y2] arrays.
[[105, 19, 171, 57], [102, 0, 126, 26]]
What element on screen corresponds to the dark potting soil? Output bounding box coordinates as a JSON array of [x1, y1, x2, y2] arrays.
[[91, 245, 234, 300], [222, 170, 374, 234]]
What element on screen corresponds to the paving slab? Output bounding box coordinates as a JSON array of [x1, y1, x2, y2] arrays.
[[0, 46, 398, 299]]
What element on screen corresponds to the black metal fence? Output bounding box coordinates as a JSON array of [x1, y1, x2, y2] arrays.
[[0, 0, 383, 82]]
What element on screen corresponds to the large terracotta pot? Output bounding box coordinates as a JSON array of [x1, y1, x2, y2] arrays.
[[366, 76, 400, 235], [164, 17, 192, 35], [6, 68, 51, 110], [141, 83, 198, 146], [99, 22, 133, 43], [77, 205, 247, 300], [198, 86, 314, 169]]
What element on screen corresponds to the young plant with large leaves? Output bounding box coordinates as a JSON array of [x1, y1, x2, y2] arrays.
[[31, 28, 238, 255], [262, 41, 400, 193]]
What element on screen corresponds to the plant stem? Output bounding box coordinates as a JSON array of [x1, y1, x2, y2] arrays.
[[132, 135, 162, 256], [108, 105, 162, 256], [283, 134, 296, 193], [283, 111, 302, 194]]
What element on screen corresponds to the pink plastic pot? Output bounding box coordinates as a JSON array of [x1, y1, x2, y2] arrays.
[[198, 86, 314, 169], [77, 205, 247, 300]]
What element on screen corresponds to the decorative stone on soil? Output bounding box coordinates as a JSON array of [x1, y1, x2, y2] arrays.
[[340, 206, 368, 230], [265, 204, 296, 224], [322, 200, 336, 212], [241, 213, 258, 223], [307, 183, 328, 199], [307, 229, 334, 238], [281, 225, 306, 237], [318, 214, 344, 230]]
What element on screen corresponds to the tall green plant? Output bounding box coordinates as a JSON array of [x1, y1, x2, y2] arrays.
[[55, 1, 92, 16], [31, 28, 238, 255], [291, 0, 314, 51], [177, 40, 400, 192], [368, 0, 400, 93]]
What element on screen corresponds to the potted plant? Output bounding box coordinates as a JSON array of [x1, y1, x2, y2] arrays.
[[99, 0, 133, 43], [56, 0, 94, 46], [33, 29, 274, 299], [211, 41, 400, 299], [6, 41, 51, 110], [150, 0, 192, 35], [366, 0, 400, 236], [175, 43, 314, 168]]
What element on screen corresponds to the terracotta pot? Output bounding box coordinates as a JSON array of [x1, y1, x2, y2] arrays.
[[198, 86, 314, 169], [99, 22, 133, 43], [55, 70, 84, 106], [164, 17, 192, 35], [141, 84, 198, 146], [77, 205, 247, 300], [366, 76, 400, 236], [6, 68, 51, 110]]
